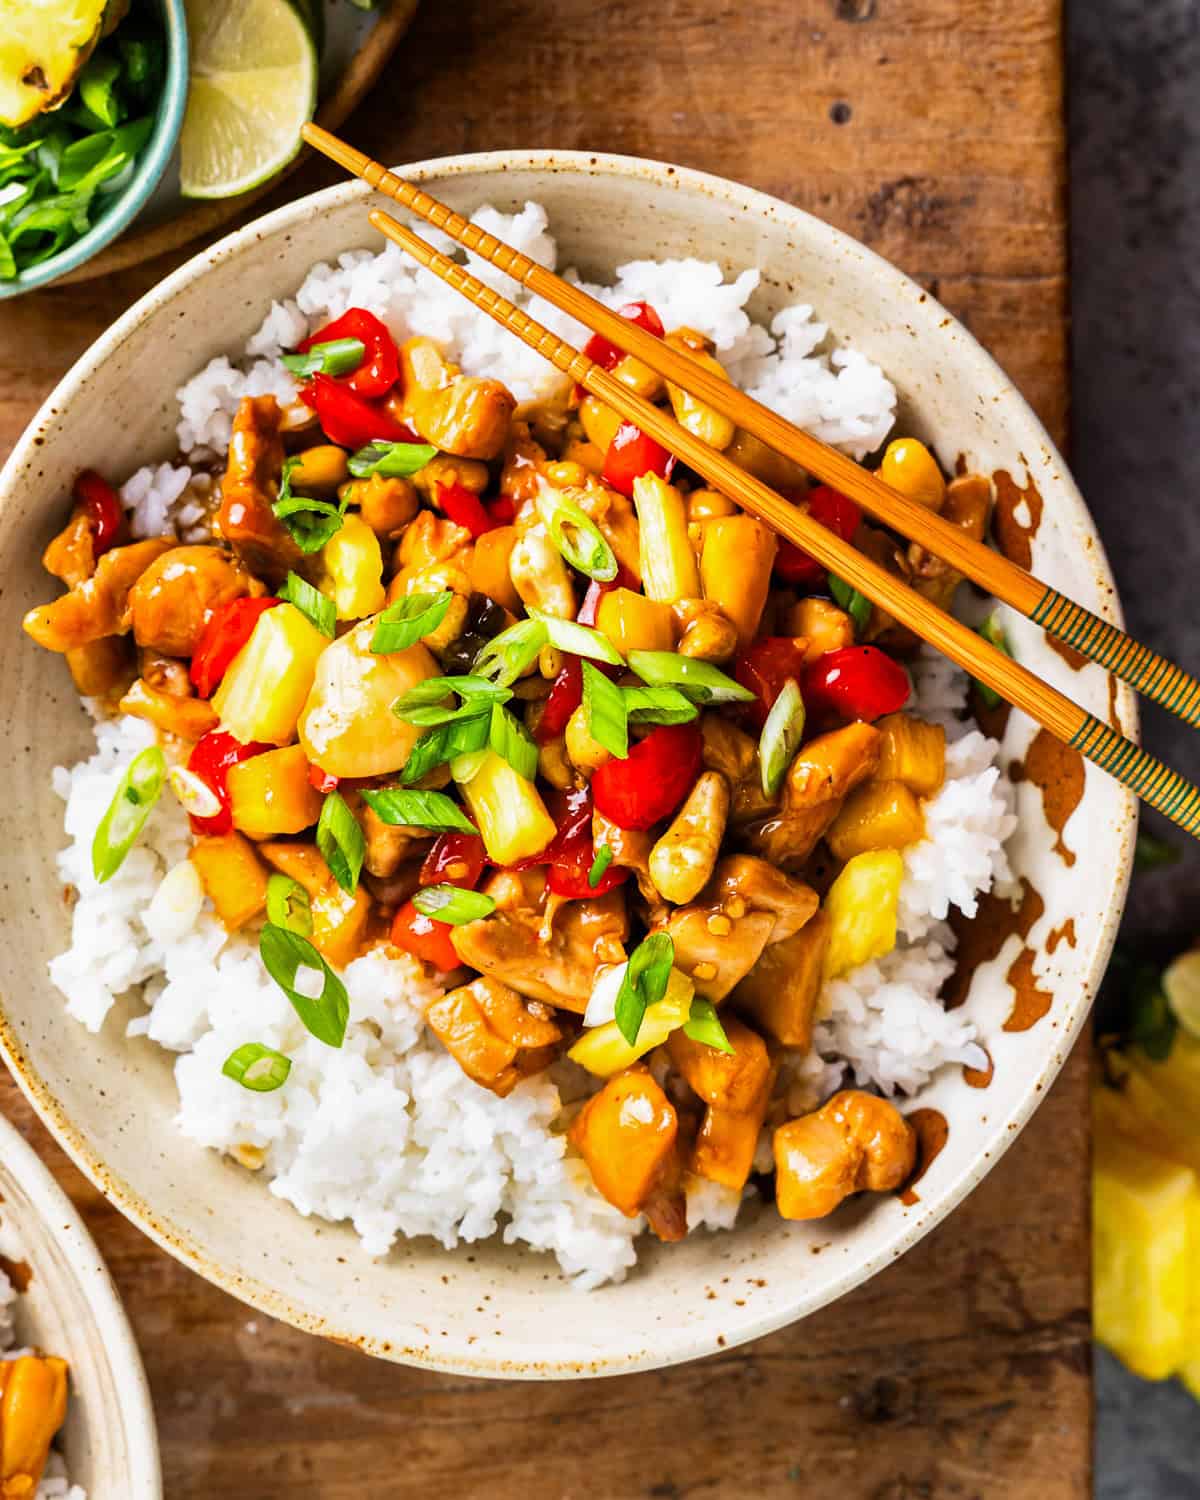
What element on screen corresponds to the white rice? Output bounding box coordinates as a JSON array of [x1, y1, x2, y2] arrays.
[[48, 205, 1015, 1286]]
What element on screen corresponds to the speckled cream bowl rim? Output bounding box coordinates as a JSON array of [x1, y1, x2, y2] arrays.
[[0, 150, 1135, 1378]]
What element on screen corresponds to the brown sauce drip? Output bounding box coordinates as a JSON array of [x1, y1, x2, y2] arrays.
[[1046, 917, 1077, 955], [1010, 728, 1085, 866], [963, 1049, 995, 1089], [991, 468, 1044, 570], [1003, 947, 1054, 1032], [899, 1108, 948, 1205], [972, 692, 1012, 743], [1108, 674, 1126, 736], [1045, 633, 1089, 672], [0, 1257, 32, 1293], [944, 877, 1044, 1010]]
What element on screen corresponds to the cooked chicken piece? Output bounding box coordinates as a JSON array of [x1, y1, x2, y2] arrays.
[[745, 721, 881, 870], [397, 336, 515, 460], [773, 1090, 916, 1220], [22, 537, 174, 652], [350, 792, 431, 880], [65, 636, 135, 699], [706, 854, 819, 944], [648, 771, 729, 905], [699, 713, 757, 783], [216, 395, 303, 584], [593, 808, 658, 906], [659, 903, 775, 1002], [385, 509, 474, 650], [906, 473, 993, 613], [42, 505, 99, 588], [119, 678, 219, 741], [363, 856, 426, 910], [668, 1014, 772, 1113], [451, 868, 628, 1012], [258, 841, 372, 970], [569, 1065, 686, 1239], [0, 1354, 68, 1498], [498, 420, 549, 510], [426, 976, 562, 1097], [733, 909, 831, 1051], [509, 523, 576, 618], [127, 544, 258, 657], [139, 647, 191, 697]]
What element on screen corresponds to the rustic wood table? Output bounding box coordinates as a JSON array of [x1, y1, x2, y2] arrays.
[[0, 2, 1088, 1495]]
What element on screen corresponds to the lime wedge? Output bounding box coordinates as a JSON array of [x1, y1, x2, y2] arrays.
[[1163, 950, 1200, 1041], [179, 0, 318, 200]]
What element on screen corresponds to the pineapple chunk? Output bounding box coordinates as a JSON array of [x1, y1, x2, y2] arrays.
[[568, 968, 694, 1078], [699, 514, 777, 649], [578, 395, 623, 455], [257, 840, 371, 969], [227, 745, 323, 840], [874, 713, 946, 798], [314, 514, 386, 621], [822, 849, 903, 981], [827, 780, 925, 861], [453, 750, 556, 866], [213, 603, 328, 747], [595, 588, 676, 654], [633, 473, 701, 605], [0, 0, 114, 127], [733, 910, 830, 1050], [189, 833, 269, 931], [0, 1354, 68, 1495], [568, 1065, 679, 1217]]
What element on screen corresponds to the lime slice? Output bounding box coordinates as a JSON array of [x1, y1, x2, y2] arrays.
[[179, 0, 318, 200], [1163, 950, 1200, 1040]]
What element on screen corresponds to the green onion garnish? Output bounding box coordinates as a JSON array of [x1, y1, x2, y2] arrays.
[[582, 660, 628, 759], [91, 745, 166, 884], [278, 571, 336, 638], [621, 684, 699, 726], [347, 440, 437, 479], [316, 791, 365, 895], [973, 612, 1012, 710], [828, 574, 872, 635], [614, 931, 676, 1047], [682, 996, 735, 1055], [759, 678, 805, 797], [535, 483, 618, 582], [401, 712, 491, 785], [488, 701, 539, 780], [281, 337, 366, 379], [259, 924, 349, 1049], [411, 885, 497, 925], [392, 675, 511, 725], [626, 650, 755, 704], [272, 457, 348, 554], [222, 1042, 292, 1093], [371, 591, 453, 654], [529, 609, 625, 666], [360, 787, 476, 833], [265, 874, 313, 937], [472, 618, 549, 686], [588, 845, 614, 888]]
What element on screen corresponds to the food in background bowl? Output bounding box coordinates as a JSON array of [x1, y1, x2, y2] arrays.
[[22, 203, 1018, 1286]]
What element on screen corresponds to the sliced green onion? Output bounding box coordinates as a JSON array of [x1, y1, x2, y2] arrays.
[[627, 650, 755, 704], [535, 483, 618, 581], [488, 701, 538, 780], [371, 591, 453, 654], [828, 574, 872, 635], [528, 609, 625, 666], [449, 748, 490, 784], [682, 996, 735, 1055], [222, 1042, 292, 1093], [412, 885, 497, 925], [973, 612, 1012, 710], [278, 571, 336, 638], [759, 678, 805, 797], [472, 618, 549, 686], [614, 932, 676, 1047], [588, 845, 614, 888], [259, 923, 349, 1048], [316, 790, 365, 894], [360, 787, 476, 832], [347, 440, 437, 479], [266, 873, 313, 936], [582, 660, 628, 759], [91, 745, 166, 883], [621, 684, 699, 726], [401, 712, 491, 784], [392, 675, 510, 720], [272, 492, 346, 554], [280, 337, 366, 379]]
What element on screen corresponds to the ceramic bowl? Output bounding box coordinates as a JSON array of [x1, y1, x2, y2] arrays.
[[0, 1113, 160, 1493], [0, 0, 188, 300], [0, 151, 1135, 1376]]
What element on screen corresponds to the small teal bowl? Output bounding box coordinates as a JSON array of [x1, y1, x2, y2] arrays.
[[0, 0, 188, 299]]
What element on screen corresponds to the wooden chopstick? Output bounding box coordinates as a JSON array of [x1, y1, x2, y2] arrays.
[[303, 122, 1200, 735], [356, 203, 1200, 838]]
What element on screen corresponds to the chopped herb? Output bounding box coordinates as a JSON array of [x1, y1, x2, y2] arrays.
[[281, 337, 366, 379], [278, 571, 336, 638], [91, 745, 166, 883], [412, 885, 497, 925], [316, 790, 365, 894], [614, 932, 675, 1047], [371, 590, 453, 654], [222, 1042, 292, 1093], [360, 787, 476, 833], [259, 924, 349, 1048]]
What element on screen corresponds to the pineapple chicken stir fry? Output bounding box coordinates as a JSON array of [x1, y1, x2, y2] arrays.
[[24, 300, 994, 1236]]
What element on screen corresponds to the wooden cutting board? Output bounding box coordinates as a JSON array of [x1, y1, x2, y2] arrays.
[[0, 2, 1087, 1495]]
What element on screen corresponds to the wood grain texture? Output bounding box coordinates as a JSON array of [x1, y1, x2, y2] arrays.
[[0, 1, 1086, 1496]]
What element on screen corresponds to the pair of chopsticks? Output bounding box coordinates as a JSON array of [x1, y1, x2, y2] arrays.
[[303, 123, 1200, 839]]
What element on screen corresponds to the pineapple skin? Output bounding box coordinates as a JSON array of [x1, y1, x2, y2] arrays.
[[0, 0, 121, 129]]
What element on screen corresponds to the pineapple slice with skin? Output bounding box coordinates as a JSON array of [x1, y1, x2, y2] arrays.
[[0, 0, 123, 128]]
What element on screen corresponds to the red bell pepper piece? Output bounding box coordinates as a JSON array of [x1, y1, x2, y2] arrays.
[[186, 730, 272, 835], [308, 764, 339, 794], [591, 723, 703, 831], [602, 421, 675, 498], [390, 900, 462, 972], [582, 300, 665, 375], [734, 636, 811, 731], [774, 485, 862, 587], [298, 307, 399, 400], [189, 596, 282, 699], [437, 482, 496, 539], [301, 374, 418, 450], [533, 656, 583, 744], [511, 785, 628, 897], [74, 470, 124, 558], [486, 494, 516, 525], [420, 832, 488, 890], [802, 645, 910, 723]]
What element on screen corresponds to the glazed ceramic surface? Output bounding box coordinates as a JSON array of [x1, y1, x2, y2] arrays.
[[0, 1113, 160, 1493], [0, 152, 1134, 1376]]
